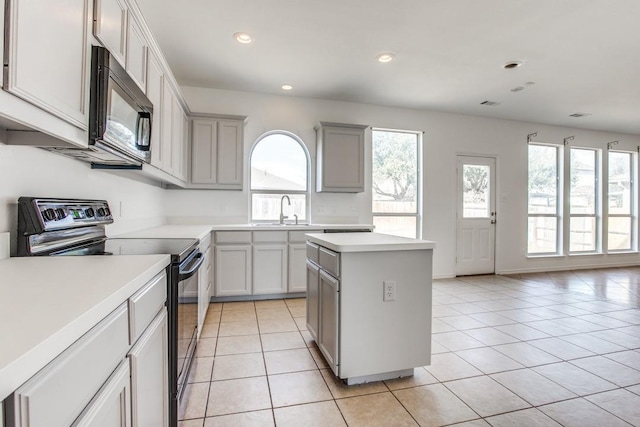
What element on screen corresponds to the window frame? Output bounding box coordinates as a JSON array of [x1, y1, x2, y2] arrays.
[[568, 146, 601, 254], [371, 128, 423, 239], [249, 130, 311, 224], [527, 142, 562, 256], [606, 150, 637, 252]]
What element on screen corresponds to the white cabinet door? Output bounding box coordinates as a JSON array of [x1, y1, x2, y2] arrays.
[[146, 51, 164, 168], [253, 244, 287, 294], [72, 361, 131, 427], [316, 122, 366, 192], [161, 79, 174, 173], [93, 0, 127, 66], [191, 119, 217, 184], [306, 260, 320, 341], [191, 118, 244, 188], [217, 120, 243, 186], [128, 309, 168, 427], [319, 270, 339, 374], [288, 243, 307, 293], [125, 13, 147, 92], [198, 246, 212, 334], [5, 0, 90, 129], [171, 96, 185, 180], [215, 245, 252, 296]]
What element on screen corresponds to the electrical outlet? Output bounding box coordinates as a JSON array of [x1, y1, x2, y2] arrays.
[[383, 281, 396, 302]]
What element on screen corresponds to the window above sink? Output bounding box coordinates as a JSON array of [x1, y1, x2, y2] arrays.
[[250, 131, 310, 223]]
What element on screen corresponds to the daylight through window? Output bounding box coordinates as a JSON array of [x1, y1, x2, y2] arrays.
[[371, 129, 421, 238], [250, 132, 309, 222]]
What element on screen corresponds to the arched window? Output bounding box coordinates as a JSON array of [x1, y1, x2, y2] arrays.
[[250, 131, 309, 222]]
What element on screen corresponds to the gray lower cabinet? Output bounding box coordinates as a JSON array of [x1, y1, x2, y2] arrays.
[[288, 243, 307, 292], [4, 270, 168, 427], [253, 244, 287, 294], [305, 260, 320, 340], [215, 245, 252, 296], [72, 361, 131, 427], [318, 269, 340, 373], [6, 304, 130, 427], [129, 309, 168, 427]]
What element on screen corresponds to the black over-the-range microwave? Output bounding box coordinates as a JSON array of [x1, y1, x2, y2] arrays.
[[45, 46, 154, 168]]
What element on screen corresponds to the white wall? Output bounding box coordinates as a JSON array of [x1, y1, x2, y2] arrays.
[[0, 144, 166, 252], [169, 86, 640, 278]]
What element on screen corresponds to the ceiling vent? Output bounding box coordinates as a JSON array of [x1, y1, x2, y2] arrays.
[[569, 112, 591, 118], [480, 100, 501, 106]]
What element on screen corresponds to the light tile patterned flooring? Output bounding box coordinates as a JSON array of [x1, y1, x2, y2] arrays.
[[179, 267, 640, 426]]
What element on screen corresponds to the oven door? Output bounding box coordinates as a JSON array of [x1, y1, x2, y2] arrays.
[[176, 251, 203, 402]]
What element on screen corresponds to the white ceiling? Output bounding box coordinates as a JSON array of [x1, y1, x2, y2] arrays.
[[136, 0, 640, 135]]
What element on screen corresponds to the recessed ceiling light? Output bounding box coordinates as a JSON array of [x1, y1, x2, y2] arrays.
[[281, 84, 293, 91], [233, 32, 253, 44], [376, 53, 395, 63], [502, 60, 523, 70]]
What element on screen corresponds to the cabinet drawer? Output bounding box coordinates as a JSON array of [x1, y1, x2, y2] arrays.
[[129, 270, 167, 344], [253, 230, 287, 243], [10, 304, 129, 427], [215, 231, 252, 244], [306, 242, 319, 264], [289, 230, 322, 243], [319, 247, 340, 278]]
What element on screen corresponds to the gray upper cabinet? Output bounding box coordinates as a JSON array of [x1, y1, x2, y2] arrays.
[[93, 0, 128, 67], [191, 116, 245, 189], [125, 13, 147, 92], [315, 122, 367, 193], [4, 0, 90, 130]]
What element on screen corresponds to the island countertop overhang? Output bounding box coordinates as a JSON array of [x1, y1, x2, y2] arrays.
[[305, 232, 436, 253]]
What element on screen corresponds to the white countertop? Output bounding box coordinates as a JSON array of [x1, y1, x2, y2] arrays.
[[0, 255, 170, 401], [115, 225, 213, 240], [114, 223, 374, 239], [306, 232, 436, 253]]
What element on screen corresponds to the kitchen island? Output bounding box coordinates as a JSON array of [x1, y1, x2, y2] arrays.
[[305, 232, 435, 385]]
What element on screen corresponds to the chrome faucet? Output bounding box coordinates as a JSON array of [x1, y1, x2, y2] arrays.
[[279, 195, 291, 225]]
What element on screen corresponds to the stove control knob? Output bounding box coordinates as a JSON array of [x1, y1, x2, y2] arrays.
[[97, 208, 106, 217], [43, 209, 56, 221], [85, 208, 95, 217], [55, 208, 67, 220], [104, 207, 111, 217]]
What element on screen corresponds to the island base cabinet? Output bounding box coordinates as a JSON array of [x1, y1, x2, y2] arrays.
[[318, 270, 339, 374], [307, 245, 433, 385], [339, 250, 432, 381], [72, 361, 131, 427], [305, 260, 320, 340], [128, 308, 168, 427]]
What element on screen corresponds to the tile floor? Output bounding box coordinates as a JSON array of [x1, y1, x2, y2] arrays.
[[179, 267, 640, 426]]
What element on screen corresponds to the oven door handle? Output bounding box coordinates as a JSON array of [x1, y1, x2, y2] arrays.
[[178, 252, 204, 281]]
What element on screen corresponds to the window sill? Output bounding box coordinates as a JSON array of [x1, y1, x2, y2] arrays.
[[526, 254, 565, 259]]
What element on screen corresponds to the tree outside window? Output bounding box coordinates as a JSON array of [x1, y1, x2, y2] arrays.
[[372, 130, 421, 238]]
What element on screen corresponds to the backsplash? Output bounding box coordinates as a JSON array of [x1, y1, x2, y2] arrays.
[[0, 144, 166, 254]]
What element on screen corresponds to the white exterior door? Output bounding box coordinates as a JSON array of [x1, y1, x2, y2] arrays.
[[456, 156, 496, 275]]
